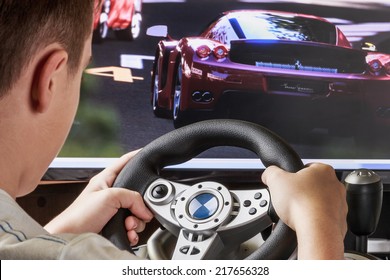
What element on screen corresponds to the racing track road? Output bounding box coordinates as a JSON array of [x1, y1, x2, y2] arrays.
[[69, 0, 390, 159]]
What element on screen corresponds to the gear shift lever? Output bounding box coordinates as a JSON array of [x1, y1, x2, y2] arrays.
[[344, 169, 383, 254]]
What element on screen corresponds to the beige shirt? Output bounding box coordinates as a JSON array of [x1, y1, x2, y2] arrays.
[[0, 189, 139, 259]]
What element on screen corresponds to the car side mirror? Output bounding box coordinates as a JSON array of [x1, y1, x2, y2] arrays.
[[361, 42, 377, 52], [146, 25, 168, 38]]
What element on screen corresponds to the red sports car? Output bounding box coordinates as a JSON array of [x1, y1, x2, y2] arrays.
[[93, 0, 142, 42], [148, 10, 390, 141]]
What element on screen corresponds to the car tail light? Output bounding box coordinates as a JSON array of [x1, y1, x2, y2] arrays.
[[213, 45, 228, 60], [368, 59, 383, 76], [196, 45, 211, 59], [384, 62, 390, 75]]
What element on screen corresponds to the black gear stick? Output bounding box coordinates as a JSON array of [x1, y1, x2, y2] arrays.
[[344, 169, 383, 253]]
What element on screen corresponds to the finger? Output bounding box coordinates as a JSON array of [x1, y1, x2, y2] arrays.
[[125, 215, 138, 231], [101, 149, 143, 185], [261, 165, 288, 186], [112, 188, 154, 222], [125, 216, 147, 233], [127, 230, 139, 246], [105, 149, 142, 177]]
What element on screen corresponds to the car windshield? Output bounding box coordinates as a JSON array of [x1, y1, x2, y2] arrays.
[[228, 12, 337, 44]]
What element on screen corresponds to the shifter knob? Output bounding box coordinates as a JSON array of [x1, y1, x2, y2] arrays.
[[344, 169, 383, 253]]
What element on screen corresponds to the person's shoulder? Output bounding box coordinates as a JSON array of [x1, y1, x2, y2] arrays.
[[0, 188, 14, 202], [59, 232, 140, 260], [0, 188, 46, 236]]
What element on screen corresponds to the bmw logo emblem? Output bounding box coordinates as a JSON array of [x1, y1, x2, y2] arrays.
[[188, 193, 219, 220]]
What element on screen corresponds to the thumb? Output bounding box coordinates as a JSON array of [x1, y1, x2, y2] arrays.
[[261, 165, 288, 187]]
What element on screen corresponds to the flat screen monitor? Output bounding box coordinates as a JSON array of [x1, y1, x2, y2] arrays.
[[48, 0, 390, 179]]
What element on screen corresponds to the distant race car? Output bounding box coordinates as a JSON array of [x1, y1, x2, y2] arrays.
[[93, 0, 142, 42], [148, 10, 390, 139]]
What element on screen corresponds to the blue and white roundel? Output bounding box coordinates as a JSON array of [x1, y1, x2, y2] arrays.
[[188, 193, 218, 220]]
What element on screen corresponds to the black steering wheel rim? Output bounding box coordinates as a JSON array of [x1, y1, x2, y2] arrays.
[[102, 119, 303, 259]]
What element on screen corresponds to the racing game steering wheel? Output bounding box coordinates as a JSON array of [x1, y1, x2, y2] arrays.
[[102, 119, 304, 259]]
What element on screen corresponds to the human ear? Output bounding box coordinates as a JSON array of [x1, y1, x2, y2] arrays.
[[31, 49, 68, 113]]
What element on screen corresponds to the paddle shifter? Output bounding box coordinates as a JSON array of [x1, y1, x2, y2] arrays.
[[344, 169, 383, 254]]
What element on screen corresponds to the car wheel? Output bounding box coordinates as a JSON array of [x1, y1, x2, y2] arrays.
[[114, 10, 142, 41], [130, 12, 142, 40], [173, 64, 187, 128], [152, 61, 170, 118], [99, 17, 109, 39], [152, 71, 161, 115], [92, 15, 108, 43]]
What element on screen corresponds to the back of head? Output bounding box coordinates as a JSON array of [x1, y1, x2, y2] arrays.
[[0, 0, 97, 98]]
